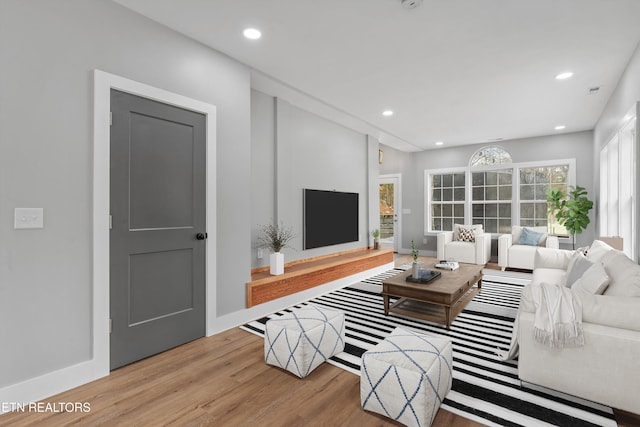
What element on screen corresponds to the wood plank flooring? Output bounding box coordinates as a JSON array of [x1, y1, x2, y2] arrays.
[[0, 327, 484, 427]]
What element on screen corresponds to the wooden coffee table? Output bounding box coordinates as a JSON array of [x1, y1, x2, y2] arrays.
[[381, 262, 483, 329]]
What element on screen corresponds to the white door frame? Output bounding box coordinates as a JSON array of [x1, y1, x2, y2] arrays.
[[92, 70, 217, 377], [379, 174, 401, 252]]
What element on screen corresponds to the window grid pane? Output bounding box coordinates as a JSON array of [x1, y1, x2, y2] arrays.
[[472, 202, 511, 233], [471, 170, 512, 233], [431, 172, 465, 231], [520, 165, 569, 234]]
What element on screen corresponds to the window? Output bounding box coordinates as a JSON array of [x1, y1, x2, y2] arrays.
[[520, 165, 569, 233], [600, 108, 636, 260], [469, 145, 512, 166], [471, 170, 512, 233], [429, 172, 465, 231], [425, 147, 574, 235]]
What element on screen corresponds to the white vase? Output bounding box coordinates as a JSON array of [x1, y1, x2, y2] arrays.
[[270, 252, 284, 275], [412, 262, 420, 278]]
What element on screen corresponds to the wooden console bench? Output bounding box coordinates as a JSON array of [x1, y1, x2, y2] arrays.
[[246, 247, 394, 307]]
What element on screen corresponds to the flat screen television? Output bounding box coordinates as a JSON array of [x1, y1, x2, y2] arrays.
[[304, 189, 359, 250]]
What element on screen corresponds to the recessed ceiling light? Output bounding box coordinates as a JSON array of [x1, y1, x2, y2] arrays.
[[555, 72, 573, 80], [435, 141, 444, 146], [554, 125, 566, 130], [382, 110, 394, 117], [243, 28, 262, 40]]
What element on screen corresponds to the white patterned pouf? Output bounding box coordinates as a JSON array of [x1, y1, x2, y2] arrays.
[[264, 305, 345, 378], [360, 327, 453, 427]]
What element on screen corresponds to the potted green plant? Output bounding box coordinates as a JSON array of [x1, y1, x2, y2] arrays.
[[546, 185, 593, 249], [372, 229, 380, 249], [257, 222, 296, 275], [411, 240, 420, 277]]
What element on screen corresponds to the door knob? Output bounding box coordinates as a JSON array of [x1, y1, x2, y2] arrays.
[[196, 232, 207, 240]]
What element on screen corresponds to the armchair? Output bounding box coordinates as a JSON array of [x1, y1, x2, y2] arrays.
[[498, 225, 558, 270], [436, 224, 491, 265]]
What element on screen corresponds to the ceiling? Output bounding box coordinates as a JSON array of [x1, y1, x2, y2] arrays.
[[113, 0, 640, 152]]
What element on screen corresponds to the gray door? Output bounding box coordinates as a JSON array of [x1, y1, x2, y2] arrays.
[[110, 89, 206, 369]]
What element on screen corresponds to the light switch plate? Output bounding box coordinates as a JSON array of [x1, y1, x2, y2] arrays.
[[14, 208, 44, 229]]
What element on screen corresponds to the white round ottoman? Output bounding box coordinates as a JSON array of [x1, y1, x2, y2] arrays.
[[360, 327, 453, 427], [264, 305, 346, 378]]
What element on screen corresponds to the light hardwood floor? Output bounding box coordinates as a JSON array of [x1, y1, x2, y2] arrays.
[[0, 326, 483, 427]]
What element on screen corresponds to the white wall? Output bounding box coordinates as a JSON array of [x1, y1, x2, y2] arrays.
[[250, 93, 373, 268], [380, 131, 596, 254], [0, 0, 251, 391], [594, 42, 640, 151], [250, 90, 277, 267]]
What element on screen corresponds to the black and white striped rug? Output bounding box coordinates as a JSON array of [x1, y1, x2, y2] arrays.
[[241, 267, 616, 427]]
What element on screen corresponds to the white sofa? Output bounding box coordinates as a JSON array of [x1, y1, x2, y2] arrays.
[[517, 241, 640, 414], [498, 225, 559, 270], [436, 224, 491, 265]]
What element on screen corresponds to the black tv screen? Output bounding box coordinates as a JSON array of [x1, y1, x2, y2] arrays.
[[304, 189, 359, 250]]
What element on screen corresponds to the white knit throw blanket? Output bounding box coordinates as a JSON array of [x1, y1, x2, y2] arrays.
[[532, 282, 584, 348], [497, 282, 584, 361]]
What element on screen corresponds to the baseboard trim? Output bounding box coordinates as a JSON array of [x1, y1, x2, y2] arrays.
[[0, 359, 108, 414]]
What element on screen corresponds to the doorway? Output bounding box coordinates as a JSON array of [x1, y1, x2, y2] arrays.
[[379, 174, 401, 252], [109, 89, 207, 369], [92, 70, 217, 381]]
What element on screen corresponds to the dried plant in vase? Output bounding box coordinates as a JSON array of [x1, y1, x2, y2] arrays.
[[257, 222, 296, 275]]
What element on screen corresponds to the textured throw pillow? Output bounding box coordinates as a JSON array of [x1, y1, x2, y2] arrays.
[[454, 224, 482, 241], [517, 227, 544, 246], [572, 263, 610, 295], [576, 246, 589, 256], [458, 227, 476, 242], [565, 253, 594, 287]]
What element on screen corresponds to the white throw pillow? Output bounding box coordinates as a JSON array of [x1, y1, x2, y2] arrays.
[[571, 263, 609, 295], [586, 240, 615, 263], [565, 252, 593, 287], [601, 251, 640, 297]]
